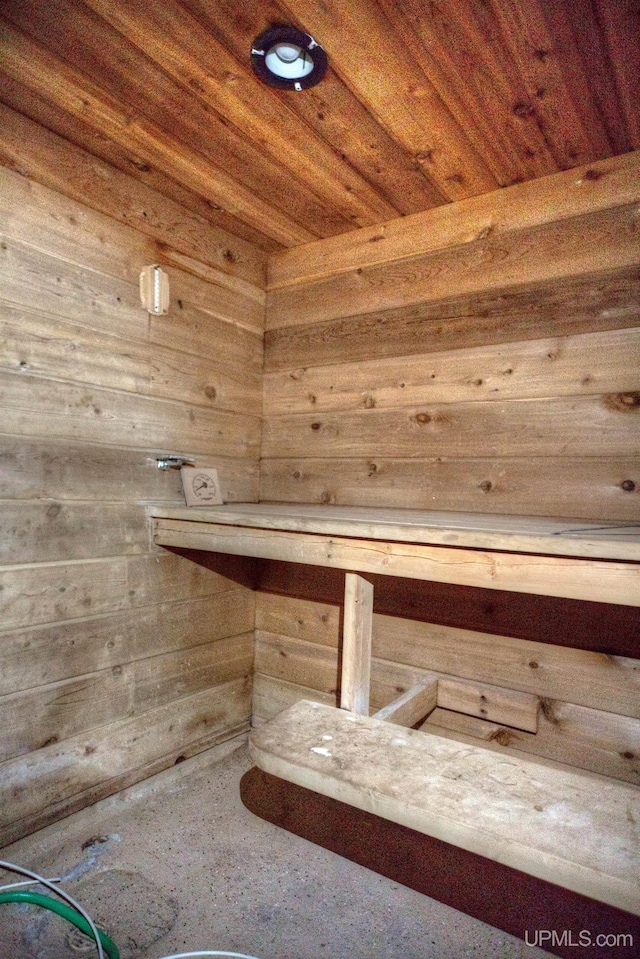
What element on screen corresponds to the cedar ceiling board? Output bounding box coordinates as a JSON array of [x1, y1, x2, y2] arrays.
[[0, 6, 339, 241], [82, 0, 402, 230], [278, 0, 499, 201], [0, 17, 316, 247], [0, 74, 283, 255], [377, 0, 562, 183], [0, 0, 348, 239], [181, 0, 447, 214], [264, 267, 640, 371], [596, 0, 640, 147]]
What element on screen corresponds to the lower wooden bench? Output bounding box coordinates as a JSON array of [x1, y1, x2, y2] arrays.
[[249, 700, 640, 918]]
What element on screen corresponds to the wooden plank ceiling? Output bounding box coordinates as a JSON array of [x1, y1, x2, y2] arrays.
[[0, 0, 638, 254]]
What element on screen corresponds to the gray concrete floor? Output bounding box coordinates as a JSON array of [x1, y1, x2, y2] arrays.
[[0, 738, 556, 959]]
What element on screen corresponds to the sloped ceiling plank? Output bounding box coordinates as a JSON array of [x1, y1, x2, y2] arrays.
[[1, 0, 351, 241], [561, 0, 632, 155], [0, 72, 283, 252], [0, 102, 267, 288], [182, 0, 448, 213], [279, 0, 500, 201], [0, 20, 315, 247], [595, 0, 640, 148], [492, 0, 612, 167], [83, 0, 402, 230], [378, 0, 559, 185]]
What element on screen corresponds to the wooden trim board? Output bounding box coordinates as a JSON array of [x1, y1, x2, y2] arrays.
[[152, 518, 640, 606], [249, 700, 640, 917]]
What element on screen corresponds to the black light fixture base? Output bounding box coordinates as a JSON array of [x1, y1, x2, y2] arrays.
[[251, 26, 328, 91]]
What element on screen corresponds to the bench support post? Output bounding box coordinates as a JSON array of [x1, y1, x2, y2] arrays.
[[341, 573, 374, 714]]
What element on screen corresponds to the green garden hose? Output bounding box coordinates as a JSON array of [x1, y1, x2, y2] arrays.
[[0, 890, 120, 959]]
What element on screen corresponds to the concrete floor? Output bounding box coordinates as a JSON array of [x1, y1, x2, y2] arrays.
[[0, 738, 556, 959]]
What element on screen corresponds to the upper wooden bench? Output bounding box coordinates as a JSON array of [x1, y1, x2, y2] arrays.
[[152, 504, 640, 606]]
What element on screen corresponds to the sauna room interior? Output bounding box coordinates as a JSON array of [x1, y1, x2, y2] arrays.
[[0, 2, 639, 958]]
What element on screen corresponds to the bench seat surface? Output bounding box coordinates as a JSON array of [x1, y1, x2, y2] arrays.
[[249, 700, 640, 916]]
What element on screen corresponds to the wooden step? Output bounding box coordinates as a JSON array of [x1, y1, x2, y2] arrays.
[[249, 700, 640, 917]]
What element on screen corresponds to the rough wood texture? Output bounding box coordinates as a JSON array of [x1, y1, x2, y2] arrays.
[[250, 700, 640, 915], [0, 0, 637, 250], [340, 573, 373, 715], [0, 168, 259, 842]]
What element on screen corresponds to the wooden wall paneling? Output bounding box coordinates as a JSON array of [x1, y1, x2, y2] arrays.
[[0, 502, 149, 565], [252, 674, 335, 726], [0, 665, 135, 763], [0, 105, 268, 288], [264, 268, 640, 371], [0, 678, 251, 847], [594, 0, 640, 148], [0, 370, 259, 458], [267, 203, 640, 329], [264, 328, 640, 415], [0, 303, 262, 415], [0, 437, 258, 505], [252, 613, 640, 783], [0, 591, 254, 697], [0, 164, 260, 841], [373, 614, 640, 719], [0, 19, 313, 247], [132, 632, 254, 713], [257, 561, 640, 658], [259, 456, 640, 520], [0, 553, 242, 635], [425, 704, 640, 786], [255, 592, 340, 648], [269, 150, 640, 290], [262, 394, 639, 460], [254, 595, 640, 718]]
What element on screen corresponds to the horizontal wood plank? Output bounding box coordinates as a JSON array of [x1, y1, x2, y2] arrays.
[[425, 704, 640, 787], [0, 435, 258, 503], [0, 302, 261, 415], [264, 267, 640, 371], [0, 590, 254, 696], [269, 150, 640, 290], [0, 551, 240, 633], [436, 676, 539, 733], [0, 370, 260, 457], [262, 394, 640, 460], [259, 456, 640, 521], [0, 679, 251, 845], [268, 204, 640, 330], [373, 615, 640, 719], [264, 328, 640, 414], [154, 520, 640, 605]]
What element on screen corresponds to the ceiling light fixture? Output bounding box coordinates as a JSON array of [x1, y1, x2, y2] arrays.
[[251, 26, 327, 91]]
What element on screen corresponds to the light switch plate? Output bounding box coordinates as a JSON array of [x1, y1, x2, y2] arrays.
[[180, 467, 224, 506]]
